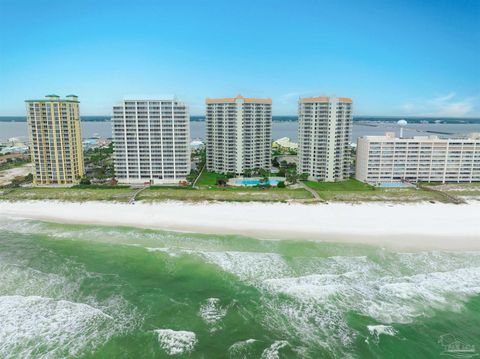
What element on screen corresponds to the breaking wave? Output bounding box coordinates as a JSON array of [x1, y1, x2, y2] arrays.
[[154, 329, 197, 355]]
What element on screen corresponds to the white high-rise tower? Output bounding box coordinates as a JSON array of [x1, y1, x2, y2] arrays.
[[298, 96, 353, 181], [112, 99, 190, 184]]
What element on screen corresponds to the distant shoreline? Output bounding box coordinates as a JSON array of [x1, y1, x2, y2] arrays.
[[2, 116, 480, 123]]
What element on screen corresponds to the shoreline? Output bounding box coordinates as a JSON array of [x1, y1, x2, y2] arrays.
[[0, 200, 479, 251]]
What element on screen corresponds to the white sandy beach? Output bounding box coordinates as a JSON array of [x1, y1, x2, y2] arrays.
[[0, 200, 479, 250]]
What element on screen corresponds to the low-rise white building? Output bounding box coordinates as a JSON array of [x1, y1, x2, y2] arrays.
[[1, 145, 29, 155], [356, 132, 480, 184], [273, 137, 298, 152], [190, 139, 204, 150], [112, 99, 190, 184]]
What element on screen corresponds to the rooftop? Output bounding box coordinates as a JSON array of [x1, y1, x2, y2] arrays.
[[300, 96, 353, 103], [206, 94, 272, 104], [25, 94, 80, 103], [360, 132, 480, 142]]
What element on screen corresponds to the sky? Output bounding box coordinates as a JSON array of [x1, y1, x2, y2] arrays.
[[0, 0, 479, 116]]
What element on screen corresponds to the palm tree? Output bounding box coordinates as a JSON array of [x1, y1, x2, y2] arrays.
[[259, 168, 269, 183], [286, 170, 298, 184]]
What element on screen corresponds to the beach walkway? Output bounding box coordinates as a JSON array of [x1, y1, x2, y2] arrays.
[[418, 183, 465, 204], [192, 164, 205, 188], [129, 186, 148, 204], [298, 181, 323, 201]]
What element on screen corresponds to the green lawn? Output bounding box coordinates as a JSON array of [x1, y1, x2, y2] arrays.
[[303, 179, 374, 192], [195, 171, 227, 187]]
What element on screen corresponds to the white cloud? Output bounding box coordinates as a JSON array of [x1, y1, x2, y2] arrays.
[[401, 93, 479, 117]]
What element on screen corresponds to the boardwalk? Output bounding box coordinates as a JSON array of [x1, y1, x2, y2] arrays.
[[298, 181, 322, 201], [128, 186, 148, 204]]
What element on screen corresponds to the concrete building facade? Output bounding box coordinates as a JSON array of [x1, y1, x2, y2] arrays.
[[25, 94, 84, 185], [112, 99, 190, 184], [206, 95, 272, 174], [298, 96, 353, 181], [355, 132, 480, 184]]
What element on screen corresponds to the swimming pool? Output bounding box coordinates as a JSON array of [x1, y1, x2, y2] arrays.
[[378, 183, 410, 188], [235, 179, 280, 186]]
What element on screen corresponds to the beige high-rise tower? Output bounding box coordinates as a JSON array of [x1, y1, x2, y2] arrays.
[[25, 94, 84, 185], [298, 96, 352, 181], [206, 95, 272, 174]]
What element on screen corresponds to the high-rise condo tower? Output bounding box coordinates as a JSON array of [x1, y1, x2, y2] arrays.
[[25, 94, 84, 185], [298, 96, 353, 181], [206, 95, 272, 174], [112, 99, 190, 184]]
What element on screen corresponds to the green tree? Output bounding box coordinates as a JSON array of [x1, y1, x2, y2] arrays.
[[187, 170, 199, 182], [24, 173, 33, 182], [286, 171, 298, 184], [216, 178, 227, 187], [80, 176, 91, 185], [299, 173, 309, 181], [199, 147, 206, 163], [259, 168, 269, 183], [272, 157, 280, 168]]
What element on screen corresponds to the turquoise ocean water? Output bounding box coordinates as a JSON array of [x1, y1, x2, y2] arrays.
[[0, 217, 479, 358]]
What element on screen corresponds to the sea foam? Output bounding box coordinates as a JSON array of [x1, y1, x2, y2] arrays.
[[199, 297, 228, 331], [228, 338, 258, 358], [194, 248, 480, 356], [367, 325, 397, 337], [0, 295, 114, 359], [260, 340, 289, 359], [0, 249, 138, 359], [199, 251, 291, 281], [154, 329, 197, 355]]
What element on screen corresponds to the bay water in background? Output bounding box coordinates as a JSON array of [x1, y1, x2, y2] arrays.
[[2, 117, 480, 143]]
